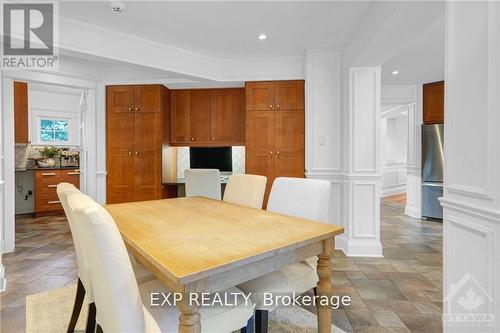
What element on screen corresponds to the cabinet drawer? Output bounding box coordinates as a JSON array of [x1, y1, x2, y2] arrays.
[[35, 191, 63, 212], [62, 169, 80, 186]]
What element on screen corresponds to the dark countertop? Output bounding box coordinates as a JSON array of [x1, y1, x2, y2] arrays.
[[15, 166, 80, 172], [163, 176, 229, 185]]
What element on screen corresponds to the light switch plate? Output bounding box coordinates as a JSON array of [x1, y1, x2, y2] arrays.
[[318, 135, 326, 146]]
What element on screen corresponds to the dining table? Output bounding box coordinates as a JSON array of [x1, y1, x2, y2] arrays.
[[105, 197, 344, 333]]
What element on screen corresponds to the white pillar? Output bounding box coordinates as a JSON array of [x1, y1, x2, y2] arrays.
[[338, 67, 383, 257], [0, 71, 5, 292], [441, 1, 500, 331], [405, 86, 422, 218]]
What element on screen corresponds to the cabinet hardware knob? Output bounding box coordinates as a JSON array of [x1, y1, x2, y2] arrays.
[[191, 138, 195, 141], [48, 200, 61, 204], [135, 151, 138, 155], [134, 107, 139, 111], [270, 151, 273, 155], [185, 137, 189, 141], [276, 104, 280, 110], [270, 104, 273, 109], [128, 151, 132, 155], [276, 150, 280, 158], [212, 137, 215, 141], [41, 172, 56, 176], [128, 107, 132, 111], [47, 184, 57, 188]]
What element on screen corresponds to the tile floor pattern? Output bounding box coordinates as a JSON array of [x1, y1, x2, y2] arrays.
[[0, 199, 443, 333]]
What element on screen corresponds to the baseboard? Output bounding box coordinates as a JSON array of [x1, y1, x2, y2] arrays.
[[405, 205, 421, 219], [335, 235, 383, 257], [382, 184, 406, 197], [345, 240, 383, 257], [0, 264, 5, 293]]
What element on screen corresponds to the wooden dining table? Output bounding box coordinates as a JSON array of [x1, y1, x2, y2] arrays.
[[105, 197, 344, 333]]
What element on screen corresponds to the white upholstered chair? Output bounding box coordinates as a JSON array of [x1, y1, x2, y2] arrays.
[[57, 183, 155, 332], [185, 169, 221, 200], [67, 192, 254, 333], [223, 174, 267, 209], [238, 177, 331, 333]]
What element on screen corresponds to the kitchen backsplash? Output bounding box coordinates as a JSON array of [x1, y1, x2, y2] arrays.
[[15, 145, 80, 169], [177, 146, 245, 178]]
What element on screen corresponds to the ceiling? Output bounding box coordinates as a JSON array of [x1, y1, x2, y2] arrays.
[[60, 1, 372, 58], [382, 15, 444, 85]]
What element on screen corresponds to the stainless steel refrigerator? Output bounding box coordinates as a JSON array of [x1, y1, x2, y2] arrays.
[[421, 124, 444, 219]]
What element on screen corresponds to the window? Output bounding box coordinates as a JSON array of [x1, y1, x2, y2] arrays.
[[40, 119, 69, 143], [31, 109, 79, 146]]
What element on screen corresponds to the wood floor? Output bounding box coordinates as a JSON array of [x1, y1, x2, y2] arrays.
[[0, 199, 442, 333]]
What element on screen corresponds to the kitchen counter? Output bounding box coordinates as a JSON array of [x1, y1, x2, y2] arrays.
[[15, 166, 79, 172]]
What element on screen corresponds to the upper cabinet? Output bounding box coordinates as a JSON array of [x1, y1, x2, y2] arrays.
[[14, 81, 29, 144], [423, 81, 444, 124], [170, 88, 244, 146], [246, 81, 304, 111]]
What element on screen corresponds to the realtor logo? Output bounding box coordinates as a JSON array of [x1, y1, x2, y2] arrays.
[[443, 273, 495, 330], [1, 2, 59, 69]]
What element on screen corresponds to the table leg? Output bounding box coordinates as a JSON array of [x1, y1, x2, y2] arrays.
[[178, 295, 201, 333], [316, 238, 334, 333]]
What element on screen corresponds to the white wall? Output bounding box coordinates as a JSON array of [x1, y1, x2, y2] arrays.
[[442, 2, 500, 331]]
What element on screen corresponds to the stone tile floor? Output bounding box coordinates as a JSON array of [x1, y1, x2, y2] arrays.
[[0, 197, 443, 332]]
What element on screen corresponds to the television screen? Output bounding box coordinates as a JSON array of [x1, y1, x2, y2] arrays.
[[189, 147, 232, 172]]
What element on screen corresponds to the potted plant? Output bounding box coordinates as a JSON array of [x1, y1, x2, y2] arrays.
[[39, 146, 60, 167]]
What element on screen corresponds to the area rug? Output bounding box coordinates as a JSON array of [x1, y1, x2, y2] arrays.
[[26, 284, 345, 333]]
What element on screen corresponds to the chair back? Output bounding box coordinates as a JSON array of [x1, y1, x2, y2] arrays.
[[223, 174, 267, 209], [56, 183, 93, 299], [267, 177, 331, 223], [67, 193, 145, 332], [185, 169, 221, 200]]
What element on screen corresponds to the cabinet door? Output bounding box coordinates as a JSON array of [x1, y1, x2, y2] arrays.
[[134, 85, 162, 113], [14, 81, 29, 144], [423, 81, 444, 124], [274, 80, 304, 111], [106, 112, 135, 203], [274, 111, 305, 178], [134, 112, 162, 201], [245, 111, 275, 202], [189, 90, 211, 144], [171, 90, 191, 144], [245, 82, 275, 111], [210, 89, 244, 145], [107, 86, 135, 113]]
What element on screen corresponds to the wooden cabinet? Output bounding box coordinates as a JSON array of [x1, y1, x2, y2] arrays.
[[246, 80, 304, 111], [35, 168, 80, 216], [14, 81, 29, 144], [245, 80, 305, 205], [170, 88, 244, 146], [423, 81, 444, 124], [106, 85, 165, 204]]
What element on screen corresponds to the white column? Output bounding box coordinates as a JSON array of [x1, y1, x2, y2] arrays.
[[405, 86, 422, 218], [304, 50, 344, 238], [0, 71, 5, 291], [338, 67, 383, 257], [441, 1, 500, 332]]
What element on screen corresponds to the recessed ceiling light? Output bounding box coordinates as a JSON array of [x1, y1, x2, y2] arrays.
[[258, 34, 267, 40], [392, 70, 399, 75], [110, 2, 126, 14]]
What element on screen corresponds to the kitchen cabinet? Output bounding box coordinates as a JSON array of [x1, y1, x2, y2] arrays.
[[246, 80, 304, 111], [170, 88, 244, 146], [35, 168, 80, 216], [245, 80, 305, 205], [14, 81, 29, 144], [423, 81, 444, 124], [106, 85, 165, 204]]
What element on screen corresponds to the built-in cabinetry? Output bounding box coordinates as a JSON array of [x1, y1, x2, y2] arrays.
[[14, 81, 29, 144], [106, 85, 166, 204], [423, 81, 444, 124], [170, 88, 244, 146], [35, 168, 80, 216], [245, 80, 305, 204]]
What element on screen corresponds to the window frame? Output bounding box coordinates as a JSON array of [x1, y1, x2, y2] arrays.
[[30, 108, 79, 147]]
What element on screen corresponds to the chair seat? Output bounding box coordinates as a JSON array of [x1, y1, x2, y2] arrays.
[[139, 279, 254, 333], [238, 262, 318, 311]]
